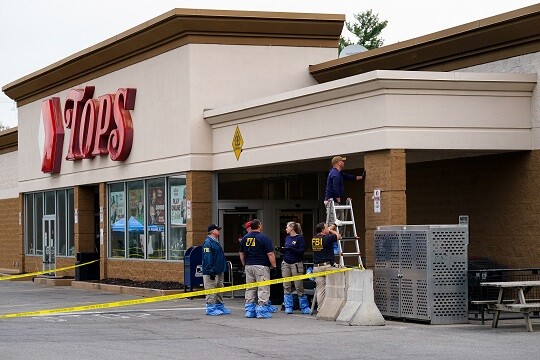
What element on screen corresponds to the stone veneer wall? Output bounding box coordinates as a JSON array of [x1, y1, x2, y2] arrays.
[[74, 186, 96, 253], [364, 149, 407, 268], [187, 171, 213, 248], [0, 197, 22, 271], [407, 150, 540, 268]]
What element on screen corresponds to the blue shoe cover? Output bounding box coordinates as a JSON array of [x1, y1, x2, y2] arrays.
[[256, 305, 272, 318], [206, 304, 224, 316], [298, 295, 311, 314], [284, 294, 294, 314], [216, 303, 231, 315], [245, 302, 256, 318], [265, 300, 277, 313]]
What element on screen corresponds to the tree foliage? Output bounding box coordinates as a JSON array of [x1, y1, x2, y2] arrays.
[[339, 9, 388, 53]]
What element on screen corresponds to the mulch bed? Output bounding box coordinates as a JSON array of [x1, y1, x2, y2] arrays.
[[95, 278, 184, 290]]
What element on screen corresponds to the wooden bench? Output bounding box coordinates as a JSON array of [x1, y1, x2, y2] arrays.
[[486, 302, 540, 332], [471, 300, 515, 324], [487, 302, 540, 311], [472, 298, 540, 325]]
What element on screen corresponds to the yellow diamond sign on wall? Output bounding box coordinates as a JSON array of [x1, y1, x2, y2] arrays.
[[232, 126, 243, 160]]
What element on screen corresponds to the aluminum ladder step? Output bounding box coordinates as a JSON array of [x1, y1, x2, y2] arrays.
[[325, 198, 363, 268]]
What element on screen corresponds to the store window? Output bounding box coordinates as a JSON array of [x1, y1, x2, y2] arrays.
[[24, 189, 74, 256], [109, 182, 126, 258], [24, 195, 34, 254], [45, 191, 55, 215], [57, 190, 67, 256], [67, 189, 74, 256], [169, 176, 187, 260], [34, 193, 43, 255], [108, 175, 186, 261], [127, 181, 144, 258], [147, 178, 166, 259]]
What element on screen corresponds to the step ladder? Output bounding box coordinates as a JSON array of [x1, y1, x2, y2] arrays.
[[325, 198, 364, 268]]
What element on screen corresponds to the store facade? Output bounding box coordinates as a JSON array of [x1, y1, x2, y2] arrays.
[[1, 5, 540, 281]]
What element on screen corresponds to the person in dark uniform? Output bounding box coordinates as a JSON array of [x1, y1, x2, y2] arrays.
[[239, 219, 277, 318], [202, 224, 231, 316], [324, 156, 364, 204], [281, 221, 310, 314], [311, 222, 342, 313], [324, 156, 365, 224]]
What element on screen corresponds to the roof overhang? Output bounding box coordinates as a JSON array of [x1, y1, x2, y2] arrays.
[[0, 127, 18, 154], [204, 70, 537, 170], [309, 4, 540, 83]]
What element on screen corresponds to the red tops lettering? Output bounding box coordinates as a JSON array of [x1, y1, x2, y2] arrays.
[[41, 86, 136, 174]]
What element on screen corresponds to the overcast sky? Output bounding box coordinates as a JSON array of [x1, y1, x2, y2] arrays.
[[1, 0, 538, 128]]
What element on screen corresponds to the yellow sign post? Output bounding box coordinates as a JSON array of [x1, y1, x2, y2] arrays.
[[232, 125, 243, 160]]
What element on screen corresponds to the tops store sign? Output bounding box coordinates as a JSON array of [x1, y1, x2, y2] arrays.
[[40, 86, 136, 174]]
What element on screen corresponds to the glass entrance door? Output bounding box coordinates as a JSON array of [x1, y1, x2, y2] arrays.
[[42, 215, 56, 275], [219, 210, 260, 254]]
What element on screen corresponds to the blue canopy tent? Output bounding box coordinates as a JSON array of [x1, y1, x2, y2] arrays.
[[111, 216, 143, 232], [111, 216, 163, 232]]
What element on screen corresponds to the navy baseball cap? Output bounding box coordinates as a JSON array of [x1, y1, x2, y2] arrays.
[[207, 224, 222, 232]]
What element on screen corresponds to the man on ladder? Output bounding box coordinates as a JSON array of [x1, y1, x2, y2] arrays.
[[323, 155, 365, 267], [324, 156, 365, 222], [309, 155, 365, 314]]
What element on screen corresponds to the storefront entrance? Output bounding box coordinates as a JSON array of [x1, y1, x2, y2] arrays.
[[219, 209, 261, 254], [217, 204, 318, 297], [42, 215, 56, 274]]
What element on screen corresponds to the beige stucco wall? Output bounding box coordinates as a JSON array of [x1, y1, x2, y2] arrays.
[[0, 150, 17, 199], [206, 70, 536, 170], [459, 51, 540, 148], [17, 44, 335, 193]]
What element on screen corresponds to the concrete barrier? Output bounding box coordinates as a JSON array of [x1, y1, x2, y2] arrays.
[[336, 269, 385, 326], [317, 271, 347, 321]]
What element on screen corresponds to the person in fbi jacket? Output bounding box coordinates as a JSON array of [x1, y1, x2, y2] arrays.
[[202, 224, 231, 316], [239, 219, 277, 318], [311, 222, 342, 313]]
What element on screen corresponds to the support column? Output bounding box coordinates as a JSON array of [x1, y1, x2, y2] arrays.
[[74, 186, 95, 253], [99, 183, 108, 279], [18, 194, 25, 273], [364, 149, 406, 268], [186, 171, 213, 248]]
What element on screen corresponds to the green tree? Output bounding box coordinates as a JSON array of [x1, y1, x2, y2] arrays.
[[339, 9, 388, 53]]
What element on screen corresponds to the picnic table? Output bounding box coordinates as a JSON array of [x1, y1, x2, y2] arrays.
[[481, 280, 540, 332]]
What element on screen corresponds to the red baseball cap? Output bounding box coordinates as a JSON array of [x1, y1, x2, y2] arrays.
[[244, 221, 252, 230]]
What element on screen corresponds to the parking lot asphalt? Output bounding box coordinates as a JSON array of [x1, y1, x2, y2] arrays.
[[1, 280, 539, 360]]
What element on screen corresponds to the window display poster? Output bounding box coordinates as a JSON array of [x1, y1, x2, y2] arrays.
[[171, 185, 186, 225], [110, 191, 125, 224], [129, 188, 144, 223], [148, 186, 165, 225]]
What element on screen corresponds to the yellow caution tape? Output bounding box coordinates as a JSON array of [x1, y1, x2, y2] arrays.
[[0, 266, 359, 318], [0, 260, 99, 281]]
